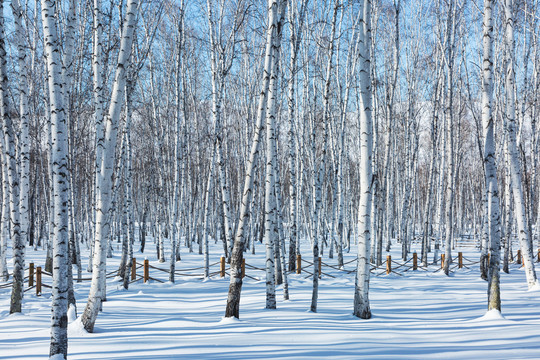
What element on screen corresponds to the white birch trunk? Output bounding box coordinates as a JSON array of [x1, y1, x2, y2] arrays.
[[264, 118, 276, 309], [41, 0, 70, 356], [11, 0, 30, 272], [442, 3, 456, 275], [81, 0, 138, 332], [203, 148, 216, 279], [353, 0, 373, 320], [122, 74, 134, 289], [1, 0, 24, 315], [0, 162, 7, 280], [91, 0, 106, 301], [504, 0, 538, 289], [481, 0, 501, 311], [286, 0, 307, 271], [225, 0, 286, 319], [170, 5, 185, 281], [310, 0, 339, 313]]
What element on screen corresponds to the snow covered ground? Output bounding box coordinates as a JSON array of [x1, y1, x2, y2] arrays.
[[1, 240, 540, 359]]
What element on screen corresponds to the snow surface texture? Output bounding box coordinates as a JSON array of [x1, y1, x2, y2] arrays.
[[1, 240, 540, 359]]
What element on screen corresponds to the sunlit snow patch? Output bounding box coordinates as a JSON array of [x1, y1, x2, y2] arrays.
[[68, 317, 89, 336], [475, 309, 506, 322], [67, 304, 77, 323], [218, 316, 241, 325], [528, 282, 540, 292]]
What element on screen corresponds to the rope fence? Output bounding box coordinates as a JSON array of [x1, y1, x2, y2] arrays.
[[0, 248, 535, 297]]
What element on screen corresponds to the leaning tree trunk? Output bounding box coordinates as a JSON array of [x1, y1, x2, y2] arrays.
[[504, 0, 538, 289], [225, 0, 286, 319], [81, 0, 138, 333]]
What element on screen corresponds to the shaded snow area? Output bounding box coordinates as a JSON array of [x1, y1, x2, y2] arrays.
[[1, 242, 540, 359]]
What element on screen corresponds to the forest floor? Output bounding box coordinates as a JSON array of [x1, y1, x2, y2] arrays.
[[1, 238, 540, 359]]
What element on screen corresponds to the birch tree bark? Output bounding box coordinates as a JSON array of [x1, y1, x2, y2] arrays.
[[81, 0, 139, 332], [353, 0, 373, 320], [170, 2, 186, 282], [422, 58, 442, 266], [206, 0, 242, 264], [90, 0, 105, 296], [310, 0, 339, 313], [0, 163, 7, 280], [0, 0, 24, 315], [264, 94, 277, 309], [481, 0, 501, 311], [11, 0, 30, 275], [442, 2, 456, 276], [286, 0, 308, 272], [504, 0, 538, 289], [225, 0, 287, 319], [41, 0, 70, 356]]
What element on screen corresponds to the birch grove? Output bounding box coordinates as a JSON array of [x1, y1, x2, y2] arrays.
[[0, 0, 540, 352]]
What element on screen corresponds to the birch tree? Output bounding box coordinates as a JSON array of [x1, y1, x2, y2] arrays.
[[286, 0, 308, 272], [11, 0, 30, 281], [206, 0, 244, 264], [0, 0, 24, 315], [442, 1, 457, 276], [504, 0, 538, 289], [225, 0, 287, 319], [481, 0, 502, 311], [353, 0, 373, 320], [81, 0, 139, 332], [170, 0, 186, 283], [41, 0, 70, 356], [309, 0, 339, 313]]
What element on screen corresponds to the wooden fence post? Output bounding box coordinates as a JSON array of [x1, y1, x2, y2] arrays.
[[413, 253, 417, 270], [144, 259, 149, 283], [220, 256, 225, 278], [441, 254, 445, 269], [29, 263, 34, 287], [296, 254, 301, 274], [318, 257, 322, 278], [517, 249, 522, 264], [458, 252, 463, 269], [36, 266, 42, 296], [386, 255, 391, 275], [131, 258, 136, 281], [241, 258, 245, 278]]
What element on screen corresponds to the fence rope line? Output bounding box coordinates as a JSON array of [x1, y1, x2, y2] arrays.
[[245, 263, 265, 271], [175, 272, 205, 277], [2, 252, 516, 297], [390, 258, 414, 271]]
